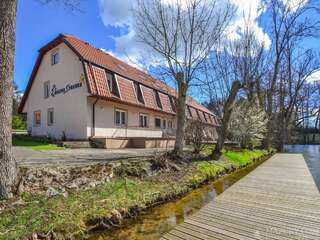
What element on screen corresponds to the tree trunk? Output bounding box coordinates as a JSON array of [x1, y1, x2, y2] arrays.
[[173, 72, 187, 157], [0, 0, 17, 199], [212, 80, 241, 160]]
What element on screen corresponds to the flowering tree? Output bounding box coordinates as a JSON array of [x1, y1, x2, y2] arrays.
[[229, 98, 267, 149]]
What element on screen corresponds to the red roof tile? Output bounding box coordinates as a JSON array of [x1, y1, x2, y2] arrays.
[[159, 92, 174, 114], [117, 76, 138, 105], [91, 66, 110, 97], [84, 62, 97, 95], [141, 85, 158, 110]]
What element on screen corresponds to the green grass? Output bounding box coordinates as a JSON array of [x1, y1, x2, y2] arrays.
[[12, 135, 64, 151], [0, 178, 171, 240], [191, 149, 272, 184], [223, 149, 268, 166]]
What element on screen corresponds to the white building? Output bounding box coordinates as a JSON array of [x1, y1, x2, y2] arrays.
[[19, 34, 218, 147]]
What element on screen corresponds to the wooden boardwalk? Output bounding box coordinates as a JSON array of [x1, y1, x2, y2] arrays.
[[161, 154, 320, 240]]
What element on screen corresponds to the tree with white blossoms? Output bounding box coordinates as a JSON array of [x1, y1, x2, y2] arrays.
[[228, 98, 267, 149]]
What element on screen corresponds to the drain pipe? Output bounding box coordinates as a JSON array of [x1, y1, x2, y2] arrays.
[[92, 98, 99, 137]]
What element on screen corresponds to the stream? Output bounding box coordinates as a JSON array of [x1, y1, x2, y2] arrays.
[[89, 145, 320, 240]]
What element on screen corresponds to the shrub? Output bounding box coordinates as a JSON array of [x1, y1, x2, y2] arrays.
[[185, 120, 207, 154], [12, 115, 26, 130]]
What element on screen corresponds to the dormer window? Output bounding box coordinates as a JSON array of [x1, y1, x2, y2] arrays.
[[106, 71, 120, 97], [51, 50, 59, 65], [134, 82, 144, 104], [169, 96, 176, 112], [154, 90, 162, 109], [106, 72, 113, 90]]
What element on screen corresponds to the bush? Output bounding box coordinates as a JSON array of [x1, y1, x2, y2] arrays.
[[12, 115, 26, 130], [185, 120, 206, 154]]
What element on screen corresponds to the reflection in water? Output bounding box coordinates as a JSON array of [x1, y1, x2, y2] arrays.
[[89, 162, 261, 240], [284, 145, 320, 190]]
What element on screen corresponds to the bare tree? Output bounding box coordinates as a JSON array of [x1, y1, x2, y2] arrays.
[[133, 0, 234, 157], [203, 22, 266, 159], [262, 0, 320, 148]]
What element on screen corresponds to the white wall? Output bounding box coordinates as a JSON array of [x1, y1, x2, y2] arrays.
[[87, 98, 176, 138], [23, 43, 89, 140]]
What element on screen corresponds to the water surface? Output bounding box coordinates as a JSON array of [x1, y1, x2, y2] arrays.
[[285, 144, 320, 190]]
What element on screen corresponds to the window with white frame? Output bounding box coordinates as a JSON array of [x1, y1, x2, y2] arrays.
[[139, 114, 148, 128], [34, 110, 41, 127], [47, 108, 54, 126], [168, 120, 173, 129], [51, 50, 59, 65], [155, 117, 161, 128], [44, 81, 50, 99], [115, 109, 126, 125]]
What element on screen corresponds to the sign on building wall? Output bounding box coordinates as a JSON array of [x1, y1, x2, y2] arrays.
[[51, 82, 82, 97]]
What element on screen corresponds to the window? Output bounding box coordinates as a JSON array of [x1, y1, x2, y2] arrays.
[[169, 96, 176, 112], [155, 117, 161, 128], [115, 109, 126, 125], [134, 82, 144, 104], [139, 114, 148, 128], [44, 81, 50, 99], [106, 71, 120, 97], [154, 90, 162, 109], [168, 120, 173, 129], [47, 108, 54, 126], [106, 72, 113, 91], [34, 110, 41, 126], [162, 119, 167, 129], [51, 50, 59, 65]]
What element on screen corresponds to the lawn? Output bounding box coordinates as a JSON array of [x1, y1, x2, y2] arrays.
[[12, 135, 65, 151]]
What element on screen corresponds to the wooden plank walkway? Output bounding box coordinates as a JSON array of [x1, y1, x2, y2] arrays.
[[161, 154, 320, 240]]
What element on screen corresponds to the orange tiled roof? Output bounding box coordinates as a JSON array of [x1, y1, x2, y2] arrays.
[[19, 34, 218, 126]]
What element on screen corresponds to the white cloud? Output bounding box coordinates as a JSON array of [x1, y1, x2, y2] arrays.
[[97, 0, 134, 27], [226, 0, 271, 48], [306, 70, 320, 83], [97, 0, 273, 66]]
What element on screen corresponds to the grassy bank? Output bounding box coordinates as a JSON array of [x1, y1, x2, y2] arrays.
[[12, 135, 65, 151], [0, 148, 274, 240]]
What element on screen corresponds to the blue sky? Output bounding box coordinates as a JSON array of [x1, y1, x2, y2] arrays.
[[15, 0, 320, 93], [15, 0, 119, 91]]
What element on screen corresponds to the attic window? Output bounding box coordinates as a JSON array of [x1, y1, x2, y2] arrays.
[[134, 82, 144, 104], [106, 71, 120, 97], [169, 96, 176, 112], [154, 90, 162, 109], [51, 50, 59, 65]]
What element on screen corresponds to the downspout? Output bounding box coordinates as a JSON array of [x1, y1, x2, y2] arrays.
[[92, 98, 99, 137]]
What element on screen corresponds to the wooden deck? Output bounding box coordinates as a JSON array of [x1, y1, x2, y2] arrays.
[[161, 154, 320, 240]]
